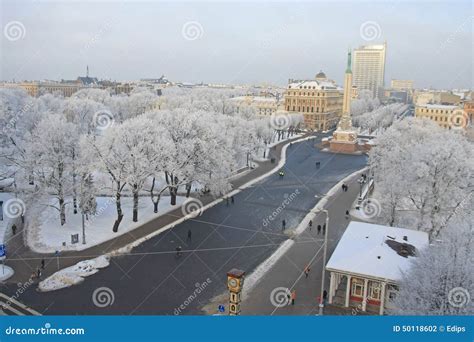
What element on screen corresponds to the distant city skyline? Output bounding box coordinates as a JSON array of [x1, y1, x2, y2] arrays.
[[1, 0, 472, 89]]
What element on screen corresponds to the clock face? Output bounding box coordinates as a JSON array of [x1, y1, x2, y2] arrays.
[[228, 278, 238, 288]]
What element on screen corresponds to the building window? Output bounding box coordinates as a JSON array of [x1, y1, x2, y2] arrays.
[[351, 278, 364, 297], [368, 282, 381, 301]]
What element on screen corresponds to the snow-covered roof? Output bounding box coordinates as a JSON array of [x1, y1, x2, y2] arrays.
[[420, 104, 460, 110], [326, 221, 429, 282], [288, 80, 339, 91]]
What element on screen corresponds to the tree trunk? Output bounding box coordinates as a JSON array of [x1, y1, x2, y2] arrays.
[[170, 187, 177, 205], [133, 184, 139, 222], [113, 185, 123, 232], [153, 200, 159, 213], [59, 196, 66, 226]]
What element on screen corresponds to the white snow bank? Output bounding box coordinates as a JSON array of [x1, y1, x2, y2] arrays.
[[29, 195, 185, 253], [0, 265, 14, 282], [38, 255, 110, 292]]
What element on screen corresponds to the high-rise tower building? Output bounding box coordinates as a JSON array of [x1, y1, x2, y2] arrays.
[[352, 42, 387, 98]]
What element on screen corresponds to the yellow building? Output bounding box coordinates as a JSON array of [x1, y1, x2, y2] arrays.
[[415, 104, 466, 129], [1, 82, 82, 97], [284, 71, 343, 131], [390, 79, 414, 90], [231, 94, 283, 117], [414, 90, 461, 106]]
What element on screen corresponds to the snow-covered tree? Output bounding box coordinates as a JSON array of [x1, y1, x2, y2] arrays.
[[370, 118, 474, 239], [25, 114, 78, 225], [391, 218, 474, 315]]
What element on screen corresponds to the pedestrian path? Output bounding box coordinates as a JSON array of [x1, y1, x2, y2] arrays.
[[241, 175, 364, 315]]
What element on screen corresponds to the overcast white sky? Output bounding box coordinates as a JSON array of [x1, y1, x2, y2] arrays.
[[1, 0, 472, 89]]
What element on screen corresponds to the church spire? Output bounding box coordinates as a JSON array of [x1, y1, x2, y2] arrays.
[[86, 65, 89, 78]]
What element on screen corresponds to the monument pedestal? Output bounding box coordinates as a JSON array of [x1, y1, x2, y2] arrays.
[[330, 130, 358, 154]]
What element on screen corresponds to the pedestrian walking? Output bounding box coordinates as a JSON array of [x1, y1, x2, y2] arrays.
[[282, 219, 286, 231], [226, 197, 229, 206], [231, 196, 234, 204], [291, 290, 296, 305], [187, 230, 192, 241], [317, 224, 321, 235], [41, 259, 45, 269], [11, 224, 16, 235], [345, 210, 349, 219], [323, 290, 328, 305], [323, 224, 326, 235], [315, 161, 321, 169], [341, 183, 345, 192], [304, 265, 311, 278], [309, 220, 313, 230], [36, 268, 41, 279]]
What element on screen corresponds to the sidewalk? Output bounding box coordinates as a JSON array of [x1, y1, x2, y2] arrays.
[[240, 174, 366, 315], [4, 133, 312, 284]]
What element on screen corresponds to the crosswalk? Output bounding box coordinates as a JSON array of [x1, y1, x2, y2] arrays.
[[0, 292, 41, 315]]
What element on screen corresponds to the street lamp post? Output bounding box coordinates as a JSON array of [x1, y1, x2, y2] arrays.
[[318, 209, 329, 315]]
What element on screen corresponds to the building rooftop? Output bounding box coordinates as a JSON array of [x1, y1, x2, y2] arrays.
[[288, 80, 339, 91], [420, 104, 460, 110], [326, 221, 429, 282]]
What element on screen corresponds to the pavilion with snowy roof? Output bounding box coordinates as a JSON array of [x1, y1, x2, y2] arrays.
[[326, 221, 429, 315]]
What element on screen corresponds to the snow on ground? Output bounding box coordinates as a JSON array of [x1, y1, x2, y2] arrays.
[[28, 195, 185, 253], [0, 265, 14, 282], [38, 255, 110, 292]]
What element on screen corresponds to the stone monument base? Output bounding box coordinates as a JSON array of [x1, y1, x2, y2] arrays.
[[330, 140, 358, 154]]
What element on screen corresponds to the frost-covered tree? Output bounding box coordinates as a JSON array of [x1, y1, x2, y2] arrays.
[[391, 218, 474, 315], [25, 114, 78, 225], [370, 118, 474, 239]]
